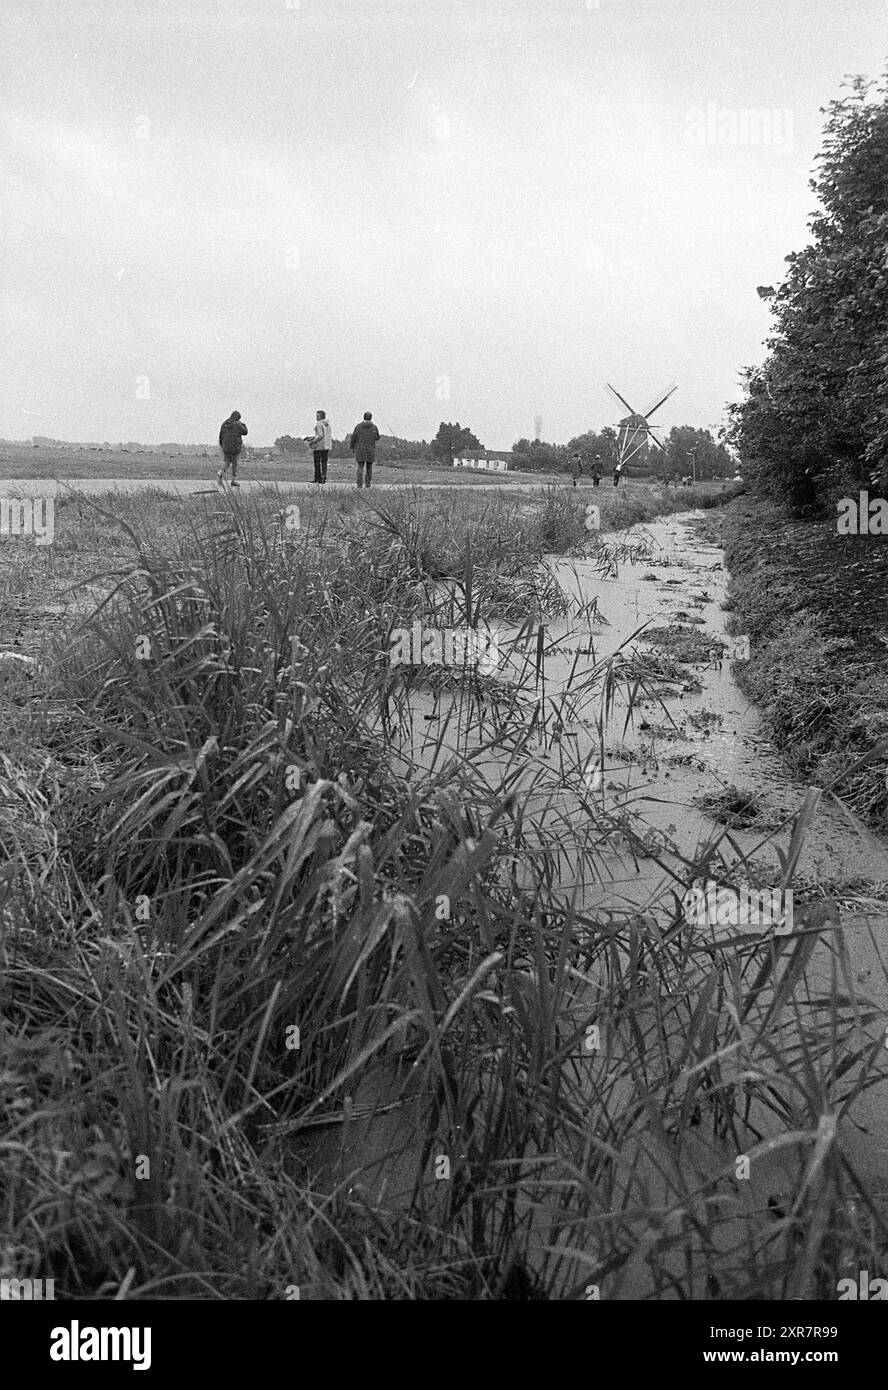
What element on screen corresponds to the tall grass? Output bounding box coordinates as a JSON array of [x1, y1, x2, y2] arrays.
[[0, 482, 885, 1299]]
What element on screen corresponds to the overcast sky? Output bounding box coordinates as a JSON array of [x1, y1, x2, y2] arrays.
[[2, 0, 886, 448]]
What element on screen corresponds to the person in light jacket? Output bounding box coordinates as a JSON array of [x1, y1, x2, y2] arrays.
[[306, 409, 332, 484], [349, 411, 381, 488]]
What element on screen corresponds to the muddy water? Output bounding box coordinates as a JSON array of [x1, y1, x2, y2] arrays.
[[310, 510, 888, 1292], [399, 512, 888, 909], [544, 514, 888, 1289], [547, 516, 888, 891]]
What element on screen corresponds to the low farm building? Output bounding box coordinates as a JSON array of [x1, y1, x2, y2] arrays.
[[452, 452, 511, 472]]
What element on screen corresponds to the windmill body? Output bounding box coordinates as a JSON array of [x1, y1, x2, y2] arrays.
[[606, 381, 677, 470]]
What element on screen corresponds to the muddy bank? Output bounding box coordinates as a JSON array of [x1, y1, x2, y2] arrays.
[[722, 494, 888, 833]]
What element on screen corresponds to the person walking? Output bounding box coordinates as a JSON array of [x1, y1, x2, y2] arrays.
[[591, 454, 602, 488], [306, 409, 332, 484], [612, 462, 622, 488], [218, 410, 247, 487], [349, 411, 380, 488], [568, 451, 583, 487]]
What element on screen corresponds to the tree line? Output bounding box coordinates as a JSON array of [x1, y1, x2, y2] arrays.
[[727, 71, 888, 514], [274, 432, 433, 461], [511, 424, 734, 479], [275, 420, 733, 477]]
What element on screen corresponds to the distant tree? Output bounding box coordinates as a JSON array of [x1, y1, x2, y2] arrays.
[[377, 434, 432, 461], [510, 438, 567, 472], [275, 435, 302, 455], [431, 421, 482, 463], [664, 426, 733, 480], [566, 427, 618, 470], [598, 426, 618, 467]]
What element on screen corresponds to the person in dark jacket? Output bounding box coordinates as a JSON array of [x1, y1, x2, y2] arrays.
[[567, 452, 583, 487], [349, 411, 381, 488], [218, 410, 248, 487], [591, 454, 602, 488]]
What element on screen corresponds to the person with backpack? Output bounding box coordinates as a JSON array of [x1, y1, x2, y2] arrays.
[[567, 452, 583, 487], [591, 454, 602, 488], [349, 411, 380, 488], [305, 409, 332, 484], [218, 410, 248, 487]]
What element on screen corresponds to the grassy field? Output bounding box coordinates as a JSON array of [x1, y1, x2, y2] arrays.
[[0, 442, 736, 493], [0, 480, 740, 659], [0, 444, 559, 487], [3, 478, 883, 1301]]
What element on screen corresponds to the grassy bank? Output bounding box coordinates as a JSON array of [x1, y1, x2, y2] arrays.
[[2, 483, 884, 1300], [0, 481, 740, 659], [721, 494, 888, 833]]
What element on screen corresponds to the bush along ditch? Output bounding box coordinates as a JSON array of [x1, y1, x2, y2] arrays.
[[722, 493, 888, 834]]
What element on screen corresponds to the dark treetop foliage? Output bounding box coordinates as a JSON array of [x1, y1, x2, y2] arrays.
[[727, 73, 888, 515], [274, 435, 303, 455], [430, 421, 483, 461]]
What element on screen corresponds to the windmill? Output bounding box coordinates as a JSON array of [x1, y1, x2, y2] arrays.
[[605, 381, 677, 471]]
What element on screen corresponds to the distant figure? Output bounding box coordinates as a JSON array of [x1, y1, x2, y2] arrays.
[[218, 410, 247, 487], [349, 411, 380, 488], [613, 463, 622, 488], [592, 454, 602, 488], [568, 452, 583, 487], [306, 409, 332, 484]]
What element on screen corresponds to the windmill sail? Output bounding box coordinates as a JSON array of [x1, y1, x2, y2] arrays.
[[641, 383, 678, 419], [605, 382, 637, 417]]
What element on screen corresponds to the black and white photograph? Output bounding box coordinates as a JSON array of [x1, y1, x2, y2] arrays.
[[2, 0, 888, 1352]]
